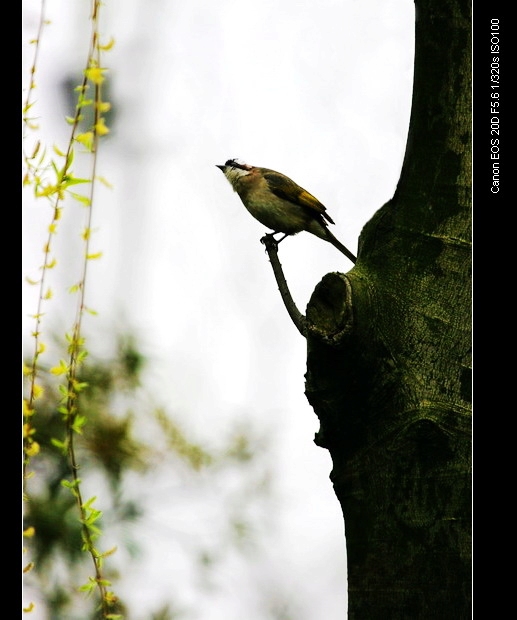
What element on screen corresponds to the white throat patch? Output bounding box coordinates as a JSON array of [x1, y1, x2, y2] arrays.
[[225, 164, 251, 185]]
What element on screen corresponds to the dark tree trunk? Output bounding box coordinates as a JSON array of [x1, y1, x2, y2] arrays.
[[304, 1, 471, 617]]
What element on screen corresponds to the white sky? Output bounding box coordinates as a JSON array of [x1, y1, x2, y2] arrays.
[[22, 1, 415, 617]]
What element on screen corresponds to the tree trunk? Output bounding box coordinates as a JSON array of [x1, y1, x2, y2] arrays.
[[304, 0, 471, 617]]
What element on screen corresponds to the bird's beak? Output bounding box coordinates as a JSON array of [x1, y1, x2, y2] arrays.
[[216, 164, 225, 171]]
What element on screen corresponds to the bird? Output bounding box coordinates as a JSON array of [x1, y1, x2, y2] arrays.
[[216, 159, 356, 264]]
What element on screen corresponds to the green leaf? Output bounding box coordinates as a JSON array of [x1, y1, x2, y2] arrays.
[[72, 415, 87, 434], [69, 192, 92, 206], [82, 496, 98, 510], [62, 177, 91, 187], [50, 438, 66, 451]]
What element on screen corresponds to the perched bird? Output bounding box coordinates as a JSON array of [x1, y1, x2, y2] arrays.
[[216, 159, 356, 264]]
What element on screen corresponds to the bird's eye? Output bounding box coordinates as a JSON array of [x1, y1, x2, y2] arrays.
[[225, 159, 237, 166]]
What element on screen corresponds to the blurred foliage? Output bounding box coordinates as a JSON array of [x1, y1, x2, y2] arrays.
[[23, 336, 151, 618], [23, 333, 272, 619], [155, 408, 212, 471]]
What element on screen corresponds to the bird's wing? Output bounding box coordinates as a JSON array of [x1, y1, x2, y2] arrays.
[[262, 169, 335, 224]]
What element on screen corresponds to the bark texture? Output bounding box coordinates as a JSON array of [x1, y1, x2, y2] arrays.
[[304, 1, 471, 617]]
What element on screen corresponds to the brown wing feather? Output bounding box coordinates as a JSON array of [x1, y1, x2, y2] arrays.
[[262, 169, 335, 224]]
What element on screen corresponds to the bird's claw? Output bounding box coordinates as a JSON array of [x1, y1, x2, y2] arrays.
[[260, 233, 279, 253]]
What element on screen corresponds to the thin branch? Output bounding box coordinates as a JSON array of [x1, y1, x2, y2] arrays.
[[260, 234, 307, 338]]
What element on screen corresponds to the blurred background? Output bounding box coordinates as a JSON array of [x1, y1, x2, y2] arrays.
[[22, 1, 414, 618]]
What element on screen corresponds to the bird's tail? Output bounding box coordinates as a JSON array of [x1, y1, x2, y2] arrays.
[[325, 228, 357, 264]]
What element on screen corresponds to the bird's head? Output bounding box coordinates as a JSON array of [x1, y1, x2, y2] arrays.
[[216, 159, 253, 187]]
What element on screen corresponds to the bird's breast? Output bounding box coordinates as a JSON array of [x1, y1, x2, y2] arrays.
[[234, 176, 309, 234]]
